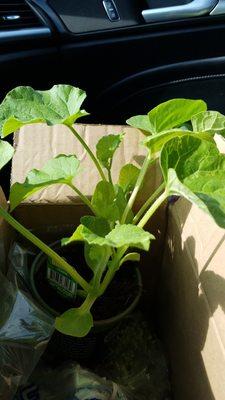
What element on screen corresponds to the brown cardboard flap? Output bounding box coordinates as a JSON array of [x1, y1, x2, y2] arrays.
[[161, 198, 225, 400], [12, 124, 162, 206]]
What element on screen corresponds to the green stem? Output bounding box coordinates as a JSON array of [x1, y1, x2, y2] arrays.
[[100, 192, 167, 294], [100, 246, 127, 295], [0, 206, 90, 292], [133, 183, 165, 225], [101, 190, 168, 297], [121, 155, 152, 224], [68, 182, 95, 214], [100, 191, 167, 296], [79, 293, 97, 313], [107, 164, 113, 185], [67, 125, 106, 181], [137, 191, 168, 229]]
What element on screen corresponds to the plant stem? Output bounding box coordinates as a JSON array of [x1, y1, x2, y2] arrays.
[[79, 293, 97, 313], [121, 155, 152, 224], [0, 206, 90, 292], [107, 164, 113, 185], [67, 125, 106, 181], [133, 183, 165, 224], [137, 191, 168, 229], [100, 191, 168, 295], [100, 246, 127, 294], [67, 182, 95, 214]]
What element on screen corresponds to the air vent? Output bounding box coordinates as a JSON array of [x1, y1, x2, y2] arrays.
[[0, 0, 43, 30]]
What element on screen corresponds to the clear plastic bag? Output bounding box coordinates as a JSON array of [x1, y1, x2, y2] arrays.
[[0, 242, 54, 399], [14, 363, 130, 400]]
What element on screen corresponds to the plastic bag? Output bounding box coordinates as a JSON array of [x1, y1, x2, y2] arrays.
[[0, 242, 54, 399], [14, 363, 130, 400]]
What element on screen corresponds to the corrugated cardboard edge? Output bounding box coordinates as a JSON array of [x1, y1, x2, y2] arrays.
[[160, 198, 225, 400]]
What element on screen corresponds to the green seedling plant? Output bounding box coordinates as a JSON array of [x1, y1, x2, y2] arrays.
[[1, 85, 225, 337]]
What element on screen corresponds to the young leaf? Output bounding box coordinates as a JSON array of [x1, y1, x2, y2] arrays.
[[85, 243, 110, 271], [92, 181, 118, 222], [62, 216, 111, 247], [55, 308, 93, 337], [148, 99, 207, 133], [0, 140, 14, 170], [119, 164, 140, 193], [126, 115, 155, 135], [115, 184, 134, 222], [10, 154, 80, 211], [107, 224, 154, 251], [61, 225, 84, 246], [161, 135, 225, 228], [143, 129, 213, 154], [0, 85, 88, 137], [96, 133, 124, 170], [191, 111, 225, 135], [92, 181, 128, 222], [85, 243, 111, 285], [63, 216, 154, 251], [126, 99, 206, 136]]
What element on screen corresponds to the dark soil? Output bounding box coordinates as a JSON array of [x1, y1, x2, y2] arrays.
[[33, 242, 141, 321]]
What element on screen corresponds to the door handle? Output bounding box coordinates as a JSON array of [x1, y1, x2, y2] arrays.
[[142, 0, 218, 23]]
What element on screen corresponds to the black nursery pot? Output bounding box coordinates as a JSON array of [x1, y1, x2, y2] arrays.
[[29, 241, 142, 363]]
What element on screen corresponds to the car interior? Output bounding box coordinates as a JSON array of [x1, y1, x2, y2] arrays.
[[2, 1, 225, 398]]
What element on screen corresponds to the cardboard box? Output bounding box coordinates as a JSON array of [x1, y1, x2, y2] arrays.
[[2, 123, 225, 399]]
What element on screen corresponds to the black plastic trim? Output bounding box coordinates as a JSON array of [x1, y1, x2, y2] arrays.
[[97, 56, 225, 100], [93, 55, 225, 119], [0, 27, 51, 43], [15, 0, 225, 42], [29, 0, 68, 35]]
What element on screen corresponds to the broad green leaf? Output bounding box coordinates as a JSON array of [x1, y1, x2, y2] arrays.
[[0, 140, 14, 170], [119, 164, 140, 193], [119, 252, 140, 267], [161, 136, 225, 228], [191, 111, 225, 135], [0, 85, 88, 137], [10, 154, 80, 211], [96, 133, 124, 170], [63, 216, 153, 251], [107, 224, 154, 251], [55, 308, 93, 337], [126, 115, 154, 135], [148, 99, 207, 133], [62, 216, 111, 247], [91, 181, 128, 222], [144, 129, 213, 154]]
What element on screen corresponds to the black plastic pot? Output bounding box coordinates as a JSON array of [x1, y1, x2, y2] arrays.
[[29, 241, 142, 363]]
